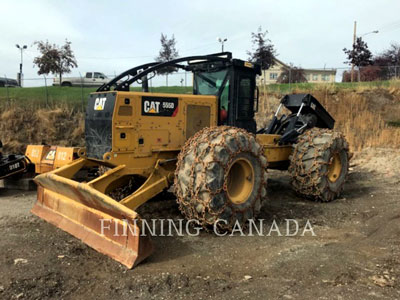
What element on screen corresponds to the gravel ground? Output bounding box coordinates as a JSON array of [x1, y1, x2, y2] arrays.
[[0, 149, 399, 299]]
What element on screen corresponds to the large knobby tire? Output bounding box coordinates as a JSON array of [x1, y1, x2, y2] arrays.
[[289, 128, 350, 202], [174, 126, 268, 231]]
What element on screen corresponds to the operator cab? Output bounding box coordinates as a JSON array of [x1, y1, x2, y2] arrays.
[[190, 59, 261, 133]]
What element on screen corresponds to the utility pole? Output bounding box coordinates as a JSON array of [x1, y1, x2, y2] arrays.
[[351, 21, 357, 82], [16, 44, 27, 87], [217, 37, 227, 52], [349, 24, 378, 82]]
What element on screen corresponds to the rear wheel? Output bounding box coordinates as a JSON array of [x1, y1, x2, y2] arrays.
[[61, 82, 72, 87], [174, 126, 268, 231], [289, 128, 349, 202]]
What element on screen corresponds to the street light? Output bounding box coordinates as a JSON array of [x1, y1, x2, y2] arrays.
[[16, 44, 27, 87], [350, 21, 379, 82], [360, 30, 379, 37], [217, 37, 227, 52]]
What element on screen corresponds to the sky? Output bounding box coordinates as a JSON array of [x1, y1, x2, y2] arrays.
[[1, 0, 400, 86]]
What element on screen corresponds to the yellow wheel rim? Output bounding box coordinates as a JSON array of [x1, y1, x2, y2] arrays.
[[327, 152, 342, 183], [227, 158, 255, 204]]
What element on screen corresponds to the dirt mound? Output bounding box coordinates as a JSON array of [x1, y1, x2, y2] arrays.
[[1, 86, 400, 155], [0, 105, 84, 154]]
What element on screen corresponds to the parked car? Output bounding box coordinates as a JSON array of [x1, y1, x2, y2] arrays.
[[0, 77, 19, 87], [53, 72, 109, 87]]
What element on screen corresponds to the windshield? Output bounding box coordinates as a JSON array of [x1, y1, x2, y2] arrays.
[[194, 69, 230, 124], [194, 70, 228, 95], [94, 72, 107, 79]]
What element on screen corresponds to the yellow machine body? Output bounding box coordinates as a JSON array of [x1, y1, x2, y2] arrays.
[[32, 91, 292, 268]]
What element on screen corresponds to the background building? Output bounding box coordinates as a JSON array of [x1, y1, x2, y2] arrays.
[[259, 58, 337, 84]]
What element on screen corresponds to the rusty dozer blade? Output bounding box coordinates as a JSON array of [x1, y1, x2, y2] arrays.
[[32, 158, 156, 268]]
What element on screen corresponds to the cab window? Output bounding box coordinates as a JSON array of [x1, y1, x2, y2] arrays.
[[194, 70, 227, 95], [194, 70, 230, 124], [237, 77, 254, 119]]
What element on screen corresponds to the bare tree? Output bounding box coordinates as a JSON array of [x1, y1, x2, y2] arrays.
[[33, 39, 78, 83], [155, 33, 179, 86], [373, 43, 400, 79]]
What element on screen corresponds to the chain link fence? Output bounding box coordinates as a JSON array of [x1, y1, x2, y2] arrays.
[[1, 65, 399, 111], [340, 65, 400, 82]]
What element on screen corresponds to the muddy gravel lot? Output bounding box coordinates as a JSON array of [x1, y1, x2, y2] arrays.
[[0, 149, 399, 300]]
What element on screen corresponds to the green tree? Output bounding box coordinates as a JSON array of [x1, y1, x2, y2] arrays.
[[247, 26, 276, 102], [33, 40, 78, 83], [248, 26, 276, 69], [277, 64, 307, 83], [155, 33, 179, 86], [343, 37, 373, 81]]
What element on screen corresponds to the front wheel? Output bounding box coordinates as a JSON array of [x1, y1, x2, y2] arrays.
[[174, 126, 268, 231], [289, 128, 350, 202]]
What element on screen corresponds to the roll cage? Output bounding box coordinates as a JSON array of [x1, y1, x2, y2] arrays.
[[97, 52, 260, 92], [97, 52, 262, 133]]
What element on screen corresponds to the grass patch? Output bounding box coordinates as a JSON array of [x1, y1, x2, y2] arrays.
[[138, 86, 192, 94], [1, 80, 399, 110], [0, 86, 95, 109], [0, 86, 193, 110]]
